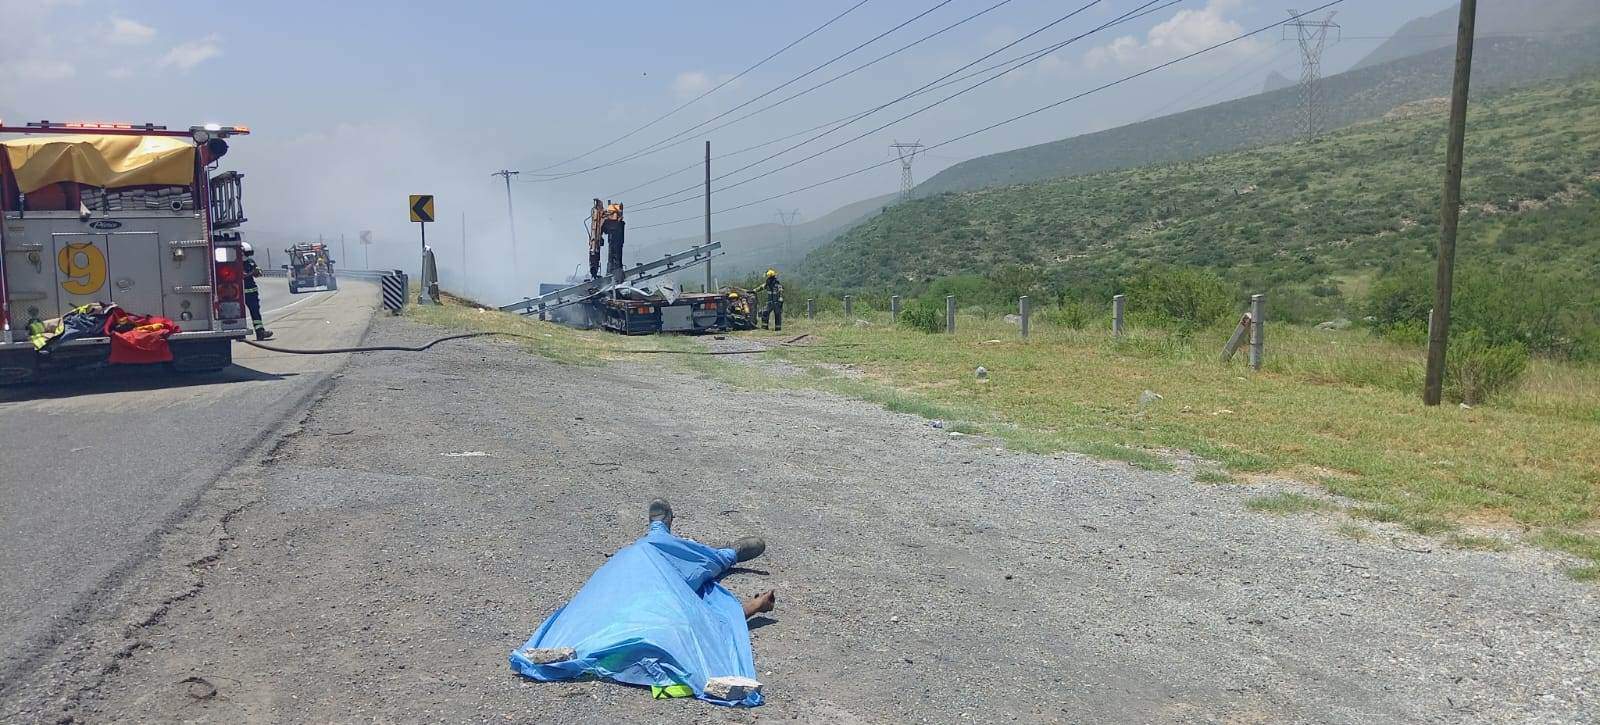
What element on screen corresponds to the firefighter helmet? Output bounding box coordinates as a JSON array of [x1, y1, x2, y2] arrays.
[[766, 269, 777, 278], [240, 242, 254, 256]]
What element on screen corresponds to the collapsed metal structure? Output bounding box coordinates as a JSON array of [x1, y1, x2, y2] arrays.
[[497, 241, 737, 335]]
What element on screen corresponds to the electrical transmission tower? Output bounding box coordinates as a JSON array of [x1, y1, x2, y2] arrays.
[[775, 209, 801, 261], [1284, 10, 1339, 142], [890, 140, 924, 200]]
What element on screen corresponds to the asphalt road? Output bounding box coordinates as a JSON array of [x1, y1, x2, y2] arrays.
[[0, 277, 375, 691]]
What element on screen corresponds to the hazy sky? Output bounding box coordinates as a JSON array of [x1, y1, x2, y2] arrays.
[[0, 0, 1448, 302]]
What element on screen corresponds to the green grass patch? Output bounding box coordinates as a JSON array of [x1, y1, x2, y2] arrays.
[[406, 301, 611, 366], [1349, 505, 1406, 524], [1245, 492, 1334, 515], [1336, 522, 1373, 542], [1532, 529, 1600, 564], [1194, 468, 1233, 484], [1405, 516, 1461, 536], [1447, 534, 1512, 552]]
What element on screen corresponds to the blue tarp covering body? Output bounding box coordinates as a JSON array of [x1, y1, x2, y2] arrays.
[[509, 522, 761, 706]]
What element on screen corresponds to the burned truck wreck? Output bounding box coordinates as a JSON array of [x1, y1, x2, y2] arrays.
[[501, 242, 755, 335]]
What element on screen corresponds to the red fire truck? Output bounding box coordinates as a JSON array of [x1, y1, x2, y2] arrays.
[[0, 120, 253, 384]]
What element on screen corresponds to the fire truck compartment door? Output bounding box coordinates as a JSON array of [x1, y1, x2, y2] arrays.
[[3, 225, 61, 328], [50, 233, 115, 313], [106, 231, 166, 320]]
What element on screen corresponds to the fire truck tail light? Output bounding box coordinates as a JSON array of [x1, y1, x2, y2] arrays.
[[214, 252, 246, 321]]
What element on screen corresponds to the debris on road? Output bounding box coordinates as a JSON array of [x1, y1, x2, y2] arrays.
[[519, 647, 575, 664], [703, 676, 762, 702]]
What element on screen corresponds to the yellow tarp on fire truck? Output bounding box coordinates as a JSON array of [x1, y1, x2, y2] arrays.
[[1, 134, 195, 193]]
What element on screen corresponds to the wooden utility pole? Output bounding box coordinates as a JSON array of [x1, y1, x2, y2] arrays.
[[1423, 0, 1478, 406]]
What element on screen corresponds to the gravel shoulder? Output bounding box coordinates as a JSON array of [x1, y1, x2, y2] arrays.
[[46, 314, 1600, 723]]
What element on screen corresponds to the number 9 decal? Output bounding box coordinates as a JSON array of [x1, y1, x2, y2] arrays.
[[58, 243, 108, 296]]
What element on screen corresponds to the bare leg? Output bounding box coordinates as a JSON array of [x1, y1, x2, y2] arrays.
[[742, 590, 776, 619]]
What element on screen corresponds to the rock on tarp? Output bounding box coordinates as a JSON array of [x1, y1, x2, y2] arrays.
[[509, 522, 761, 707]]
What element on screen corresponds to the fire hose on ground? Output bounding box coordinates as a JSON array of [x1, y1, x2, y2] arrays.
[[240, 333, 856, 356]]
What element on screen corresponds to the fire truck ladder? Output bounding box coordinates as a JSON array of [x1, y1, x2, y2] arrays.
[[497, 241, 723, 316]]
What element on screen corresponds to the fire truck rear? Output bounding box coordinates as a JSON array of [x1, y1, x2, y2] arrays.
[[0, 120, 254, 384]]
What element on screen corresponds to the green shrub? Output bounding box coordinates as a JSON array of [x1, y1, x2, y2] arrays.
[[926, 275, 999, 307], [1366, 264, 1600, 359], [1382, 320, 1428, 348], [899, 298, 945, 334], [1041, 300, 1093, 330], [1445, 329, 1530, 405], [1365, 267, 1432, 330], [1125, 267, 1235, 331], [1452, 268, 1589, 357], [1267, 285, 1343, 325]]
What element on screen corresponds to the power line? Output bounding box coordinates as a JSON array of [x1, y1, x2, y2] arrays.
[[589, 0, 1018, 195], [603, 0, 1182, 201], [630, 1, 1346, 232], [526, 0, 873, 174], [629, 0, 1162, 214], [525, 0, 960, 181], [627, 0, 1128, 212]]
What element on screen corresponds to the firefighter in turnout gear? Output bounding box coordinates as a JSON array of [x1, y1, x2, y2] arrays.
[[760, 269, 783, 332], [601, 203, 626, 281], [240, 242, 273, 340]]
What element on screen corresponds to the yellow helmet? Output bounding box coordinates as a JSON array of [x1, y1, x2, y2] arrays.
[[766, 269, 777, 278], [728, 291, 739, 298]]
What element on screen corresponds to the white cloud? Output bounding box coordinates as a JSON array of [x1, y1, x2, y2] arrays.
[[670, 71, 713, 99], [669, 70, 736, 100], [1037, 52, 1073, 78], [107, 17, 155, 45], [158, 35, 222, 71], [106, 67, 133, 79], [1084, 0, 1261, 70]]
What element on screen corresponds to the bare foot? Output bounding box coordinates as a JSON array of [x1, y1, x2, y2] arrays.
[[743, 590, 777, 618]]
